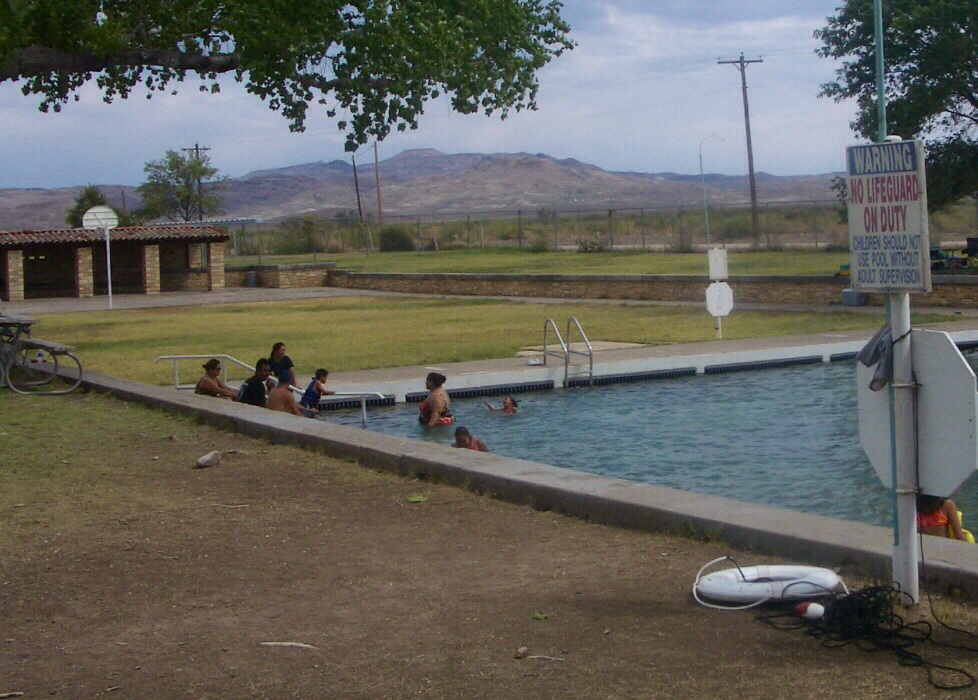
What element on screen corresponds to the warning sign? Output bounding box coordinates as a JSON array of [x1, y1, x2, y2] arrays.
[[846, 140, 931, 293]]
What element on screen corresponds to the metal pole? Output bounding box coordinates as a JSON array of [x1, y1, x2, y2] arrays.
[[373, 142, 383, 227], [872, 0, 917, 604], [874, 0, 887, 140], [104, 224, 113, 310], [699, 136, 724, 247], [888, 293, 918, 603], [352, 155, 364, 224]]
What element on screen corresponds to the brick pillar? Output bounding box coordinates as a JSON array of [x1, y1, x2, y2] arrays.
[[75, 246, 94, 298], [2, 249, 24, 301], [208, 241, 225, 290], [141, 244, 160, 294]]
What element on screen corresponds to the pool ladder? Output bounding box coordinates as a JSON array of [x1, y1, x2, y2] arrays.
[[543, 318, 594, 388]]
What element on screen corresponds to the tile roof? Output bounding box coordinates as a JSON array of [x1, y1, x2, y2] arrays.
[[0, 225, 229, 249]]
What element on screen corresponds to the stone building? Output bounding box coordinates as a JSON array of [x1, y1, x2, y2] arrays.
[[0, 226, 228, 301]]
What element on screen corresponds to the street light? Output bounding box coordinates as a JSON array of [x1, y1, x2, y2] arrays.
[[699, 135, 725, 247]]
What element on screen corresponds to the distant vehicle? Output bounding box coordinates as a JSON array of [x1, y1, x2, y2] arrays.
[[930, 246, 970, 274]]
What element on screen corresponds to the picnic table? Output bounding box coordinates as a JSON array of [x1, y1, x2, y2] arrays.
[[0, 313, 84, 395]]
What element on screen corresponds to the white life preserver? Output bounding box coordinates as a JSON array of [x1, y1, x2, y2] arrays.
[[693, 557, 847, 610]]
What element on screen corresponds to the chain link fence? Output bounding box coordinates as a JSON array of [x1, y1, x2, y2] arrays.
[[225, 196, 978, 261]]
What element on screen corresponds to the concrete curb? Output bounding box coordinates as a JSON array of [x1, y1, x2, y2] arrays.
[[66, 366, 978, 599]]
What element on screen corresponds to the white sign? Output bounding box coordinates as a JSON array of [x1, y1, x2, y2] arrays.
[[705, 281, 733, 317], [708, 247, 728, 281], [81, 205, 119, 230], [858, 330, 977, 493], [846, 139, 930, 293]]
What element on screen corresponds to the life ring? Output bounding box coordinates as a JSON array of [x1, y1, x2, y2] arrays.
[[693, 557, 846, 610]]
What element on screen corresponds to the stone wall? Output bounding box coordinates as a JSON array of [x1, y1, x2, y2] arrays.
[[326, 270, 978, 307], [1, 249, 24, 301], [161, 271, 211, 292], [208, 242, 225, 290], [76, 246, 94, 297], [142, 244, 160, 294], [224, 263, 335, 289]]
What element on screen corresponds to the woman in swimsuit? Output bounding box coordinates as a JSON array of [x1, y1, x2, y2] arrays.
[[418, 372, 453, 427], [195, 359, 238, 400], [916, 494, 968, 541]]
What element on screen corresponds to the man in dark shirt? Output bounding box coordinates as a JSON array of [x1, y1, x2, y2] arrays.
[[238, 358, 272, 407]]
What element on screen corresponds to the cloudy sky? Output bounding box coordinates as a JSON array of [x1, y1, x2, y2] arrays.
[[0, 0, 861, 189]]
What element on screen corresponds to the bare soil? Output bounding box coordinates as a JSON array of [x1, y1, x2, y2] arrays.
[[3, 392, 978, 699]]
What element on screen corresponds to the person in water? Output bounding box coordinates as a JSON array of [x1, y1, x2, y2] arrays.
[[418, 372, 453, 427], [195, 359, 238, 400], [452, 427, 488, 452], [484, 396, 518, 414], [300, 368, 334, 411], [267, 379, 304, 416], [916, 494, 969, 541], [268, 341, 298, 388]]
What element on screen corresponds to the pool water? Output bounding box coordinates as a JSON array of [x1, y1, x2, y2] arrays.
[[322, 360, 978, 528]]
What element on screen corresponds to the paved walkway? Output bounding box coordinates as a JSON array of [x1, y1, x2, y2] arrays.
[[6, 284, 978, 318]]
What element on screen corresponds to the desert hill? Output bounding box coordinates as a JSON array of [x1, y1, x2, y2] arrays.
[[0, 149, 839, 230]]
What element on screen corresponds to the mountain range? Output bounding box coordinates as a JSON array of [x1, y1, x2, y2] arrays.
[[0, 149, 840, 230]]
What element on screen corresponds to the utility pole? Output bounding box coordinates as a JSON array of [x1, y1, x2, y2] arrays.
[[718, 53, 762, 246], [182, 143, 211, 222], [373, 141, 383, 226]]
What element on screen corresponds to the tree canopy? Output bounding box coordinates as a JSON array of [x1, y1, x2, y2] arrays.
[[65, 185, 107, 228], [816, 0, 978, 209], [0, 0, 573, 150], [137, 150, 224, 222]]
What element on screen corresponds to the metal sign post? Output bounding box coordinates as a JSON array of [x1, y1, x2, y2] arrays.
[[847, 138, 930, 604], [81, 205, 120, 311], [706, 248, 732, 339]]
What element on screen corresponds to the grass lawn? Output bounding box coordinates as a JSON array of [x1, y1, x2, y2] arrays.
[[33, 296, 949, 385], [226, 249, 851, 276]]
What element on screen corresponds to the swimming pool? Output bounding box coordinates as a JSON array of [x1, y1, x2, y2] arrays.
[[321, 359, 978, 529]]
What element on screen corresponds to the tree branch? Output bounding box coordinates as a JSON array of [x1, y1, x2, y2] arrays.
[[0, 45, 240, 81]]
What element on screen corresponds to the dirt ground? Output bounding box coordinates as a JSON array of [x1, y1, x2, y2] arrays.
[[3, 392, 978, 699]]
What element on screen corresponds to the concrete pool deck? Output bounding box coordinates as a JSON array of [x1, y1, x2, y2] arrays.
[[63, 321, 978, 599]]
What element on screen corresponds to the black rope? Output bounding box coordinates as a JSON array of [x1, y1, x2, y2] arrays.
[[756, 537, 978, 692]]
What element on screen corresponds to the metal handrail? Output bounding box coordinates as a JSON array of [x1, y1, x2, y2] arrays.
[[326, 391, 387, 427], [155, 354, 255, 390], [565, 317, 594, 387], [543, 318, 568, 367]]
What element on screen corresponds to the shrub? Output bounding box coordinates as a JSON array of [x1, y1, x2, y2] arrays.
[[578, 237, 604, 253], [379, 225, 415, 252]]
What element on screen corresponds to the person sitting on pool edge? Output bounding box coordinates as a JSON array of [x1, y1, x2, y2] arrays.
[[916, 494, 971, 542], [238, 359, 273, 407], [268, 341, 298, 388], [300, 369, 334, 411], [452, 427, 488, 452], [484, 396, 518, 414], [195, 358, 238, 400], [419, 372, 453, 427]]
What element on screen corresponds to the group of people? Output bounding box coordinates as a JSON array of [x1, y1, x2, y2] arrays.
[[418, 371, 518, 453], [195, 341, 333, 417]]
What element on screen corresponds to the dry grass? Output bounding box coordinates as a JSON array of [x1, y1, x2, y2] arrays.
[[29, 296, 951, 385]]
